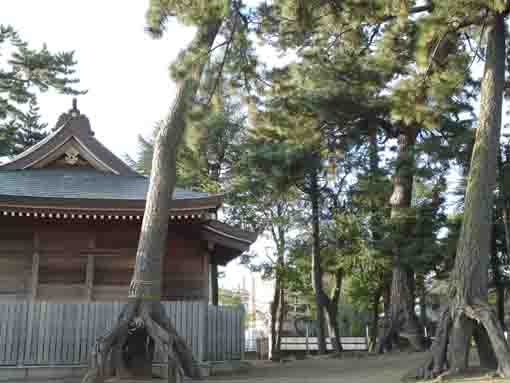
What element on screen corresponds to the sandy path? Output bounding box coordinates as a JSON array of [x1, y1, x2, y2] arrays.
[[206, 353, 429, 383]]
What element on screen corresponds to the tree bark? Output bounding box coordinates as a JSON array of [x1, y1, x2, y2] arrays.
[[369, 289, 381, 352], [82, 20, 222, 383], [491, 221, 506, 330], [276, 286, 286, 356], [270, 275, 282, 360], [416, 13, 510, 379], [270, 203, 287, 361], [417, 274, 428, 331], [310, 169, 329, 354], [326, 269, 343, 353], [377, 127, 424, 353]]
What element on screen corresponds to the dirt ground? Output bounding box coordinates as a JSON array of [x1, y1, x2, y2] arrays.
[[19, 352, 507, 383], [207, 352, 429, 383]]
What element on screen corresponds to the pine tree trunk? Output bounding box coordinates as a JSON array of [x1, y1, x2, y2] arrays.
[[491, 221, 506, 330], [369, 290, 381, 352], [270, 206, 287, 361], [310, 170, 328, 354], [270, 276, 282, 360], [326, 269, 343, 353], [417, 274, 428, 329], [377, 127, 424, 353], [82, 21, 222, 383], [276, 286, 286, 355], [417, 13, 510, 379]]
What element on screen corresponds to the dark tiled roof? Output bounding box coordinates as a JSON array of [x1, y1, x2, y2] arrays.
[[0, 169, 211, 201], [204, 221, 258, 243]]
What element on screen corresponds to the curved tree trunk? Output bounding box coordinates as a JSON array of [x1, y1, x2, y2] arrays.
[[377, 127, 424, 353], [326, 269, 343, 353], [276, 286, 286, 356], [270, 274, 282, 360], [416, 13, 510, 379], [490, 219, 506, 330], [368, 289, 381, 352], [310, 169, 329, 354], [270, 203, 287, 361], [82, 20, 222, 383]]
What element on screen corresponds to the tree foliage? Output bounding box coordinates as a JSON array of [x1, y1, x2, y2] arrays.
[[0, 25, 81, 157]]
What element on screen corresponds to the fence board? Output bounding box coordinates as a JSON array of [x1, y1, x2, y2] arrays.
[[0, 301, 243, 365]]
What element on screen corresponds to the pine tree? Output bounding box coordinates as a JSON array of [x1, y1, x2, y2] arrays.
[[9, 99, 48, 155], [0, 25, 81, 157], [83, 1, 255, 381]]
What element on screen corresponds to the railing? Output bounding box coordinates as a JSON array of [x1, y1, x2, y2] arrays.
[[281, 336, 368, 352], [0, 301, 244, 366]]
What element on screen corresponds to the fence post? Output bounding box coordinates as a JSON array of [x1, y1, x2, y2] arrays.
[[365, 325, 370, 351], [305, 324, 310, 356], [239, 304, 245, 361], [198, 300, 207, 363], [16, 301, 28, 367]]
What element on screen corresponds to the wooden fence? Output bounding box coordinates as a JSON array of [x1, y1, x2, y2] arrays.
[[0, 301, 244, 366]]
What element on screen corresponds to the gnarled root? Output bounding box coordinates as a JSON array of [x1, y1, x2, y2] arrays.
[[81, 299, 200, 383], [412, 302, 510, 380]]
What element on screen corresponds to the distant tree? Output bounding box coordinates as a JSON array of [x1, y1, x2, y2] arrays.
[[4, 99, 48, 155], [0, 25, 81, 157], [218, 288, 243, 306]]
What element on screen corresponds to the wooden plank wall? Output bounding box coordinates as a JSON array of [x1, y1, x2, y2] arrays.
[[0, 301, 243, 366], [0, 218, 209, 301]]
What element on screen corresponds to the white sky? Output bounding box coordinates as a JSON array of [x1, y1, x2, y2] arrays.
[[3, 0, 195, 159], [3, 0, 272, 301]]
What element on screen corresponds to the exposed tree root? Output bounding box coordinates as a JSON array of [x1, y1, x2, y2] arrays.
[[413, 302, 510, 380], [81, 299, 200, 383]]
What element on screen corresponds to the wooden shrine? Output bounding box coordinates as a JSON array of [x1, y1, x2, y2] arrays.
[[0, 101, 256, 302]]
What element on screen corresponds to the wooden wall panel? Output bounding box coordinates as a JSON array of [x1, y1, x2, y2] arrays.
[[37, 284, 85, 301], [91, 285, 129, 301], [0, 217, 210, 301], [95, 228, 139, 249], [0, 252, 31, 296], [38, 231, 90, 251], [39, 255, 86, 284]]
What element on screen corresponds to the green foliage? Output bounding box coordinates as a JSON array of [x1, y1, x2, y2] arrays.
[[0, 25, 81, 157], [219, 287, 243, 306], [5, 98, 48, 156], [146, 0, 231, 36], [127, 88, 246, 193], [139, 0, 505, 336]]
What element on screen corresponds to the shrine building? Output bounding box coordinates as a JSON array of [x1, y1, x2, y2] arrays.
[[0, 101, 256, 303]]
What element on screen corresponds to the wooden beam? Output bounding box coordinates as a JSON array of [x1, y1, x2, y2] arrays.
[[31, 232, 40, 300], [202, 250, 210, 302]]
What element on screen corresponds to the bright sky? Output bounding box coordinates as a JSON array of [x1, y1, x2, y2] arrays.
[[3, 0, 273, 302], [4, 0, 195, 158]]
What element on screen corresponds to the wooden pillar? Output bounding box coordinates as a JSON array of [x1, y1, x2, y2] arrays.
[[85, 236, 95, 301], [208, 241, 219, 306], [211, 262, 219, 306], [86, 255, 95, 301], [31, 232, 40, 301]]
